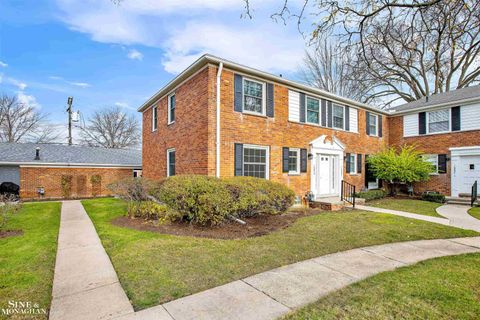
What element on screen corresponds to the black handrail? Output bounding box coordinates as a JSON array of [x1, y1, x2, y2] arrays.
[[341, 180, 356, 208], [472, 181, 478, 207]]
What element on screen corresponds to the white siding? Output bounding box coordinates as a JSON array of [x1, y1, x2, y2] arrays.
[[288, 90, 300, 122], [460, 103, 480, 131], [403, 114, 418, 137], [349, 107, 358, 132]]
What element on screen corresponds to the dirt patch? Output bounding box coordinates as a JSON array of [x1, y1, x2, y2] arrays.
[[112, 208, 326, 239], [0, 230, 23, 239]]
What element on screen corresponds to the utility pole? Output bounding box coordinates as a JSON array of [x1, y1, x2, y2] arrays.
[[67, 96, 73, 145]]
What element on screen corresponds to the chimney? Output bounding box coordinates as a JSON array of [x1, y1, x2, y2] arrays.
[[426, 96, 429, 102], [35, 147, 40, 160]]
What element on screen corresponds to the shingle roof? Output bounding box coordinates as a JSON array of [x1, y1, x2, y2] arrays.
[[0, 143, 141, 167], [391, 85, 480, 112]]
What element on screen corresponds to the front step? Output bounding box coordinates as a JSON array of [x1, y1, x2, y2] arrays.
[[446, 196, 478, 206]]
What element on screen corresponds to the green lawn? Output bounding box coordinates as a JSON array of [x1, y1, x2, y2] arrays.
[[469, 207, 480, 220], [0, 202, 61, 319], [283, 253, 480, 320], [82, 198, 478, 310], [368, 198, 443, 217]]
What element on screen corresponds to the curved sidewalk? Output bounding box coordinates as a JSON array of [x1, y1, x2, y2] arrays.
[[436, 204, 480, 232]]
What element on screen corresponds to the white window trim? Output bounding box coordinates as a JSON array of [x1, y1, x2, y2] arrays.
[[167, 93, 176, 125], [423, 154, 439, 175], [369, 113, 379, 136], [288, 148, 301, 175], [167, 148, 175, 177], [348, 154, 357, 174], [426, 109, 450, 135], [332, 103, 345, 130], [243, 144, 270, 179], [242, 78, 266, 116], [152, 106, 158, 132], [306, 96, 320, 125]]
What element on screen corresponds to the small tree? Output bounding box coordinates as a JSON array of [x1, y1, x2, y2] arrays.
[[367, 145, 434, 195]]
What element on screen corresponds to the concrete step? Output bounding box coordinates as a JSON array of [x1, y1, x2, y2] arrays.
[[446, 197, 478, 206]]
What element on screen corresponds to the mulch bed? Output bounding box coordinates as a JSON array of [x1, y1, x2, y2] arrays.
[[0, 230, 23, 239], [112, 208, 326, 240]]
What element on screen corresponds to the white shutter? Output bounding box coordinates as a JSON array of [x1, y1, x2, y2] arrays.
[[461, 103, 480, 131], [349, 108, 358, 133], [403, 114, 418, 137], [288, 90, 300, 122]]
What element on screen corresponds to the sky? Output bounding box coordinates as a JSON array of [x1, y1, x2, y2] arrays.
[[0, 0, 313, 144]]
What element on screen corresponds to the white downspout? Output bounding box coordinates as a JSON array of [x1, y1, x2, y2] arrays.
[[216, 62, 223, 178]]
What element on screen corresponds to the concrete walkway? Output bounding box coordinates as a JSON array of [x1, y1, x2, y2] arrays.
[[437, 204, 480, 232], [357, 205, 451, 225], [50, 201, 134, 320]]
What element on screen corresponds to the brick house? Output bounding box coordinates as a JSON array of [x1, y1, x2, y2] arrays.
[[0, 143, 142, 200], [138, 54, 480, 200]]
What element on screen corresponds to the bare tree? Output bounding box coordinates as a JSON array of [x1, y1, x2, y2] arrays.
[[301, 41, 369, 102], [80, 107, 140, 148], [243, 0, 480, 107], [28, 124, 61, 143], [0, 94, 49, 142]]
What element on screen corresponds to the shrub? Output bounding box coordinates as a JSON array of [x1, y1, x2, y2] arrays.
[[422, 192, 446, 203], [108, 178, 156, 202], [152, 175, 234, 226], [355, 189, 386, 201], [0, 194, 21, 231], [127, 201, 171, 223]]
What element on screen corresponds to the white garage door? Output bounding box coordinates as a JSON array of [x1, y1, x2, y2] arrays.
[[452, 155, 480, 196]]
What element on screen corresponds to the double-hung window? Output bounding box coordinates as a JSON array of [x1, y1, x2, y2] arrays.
[[332, 104, 344, 129], [348, 154, 357, 174], [152, 106, 158, 131], [243, 78, 265, 115], [288, 148, 300, 175], [423, 154, 438, 174], [368, 113, 378, 136], [168, 93, 176, 124], [243, 145, 269, 179], [306, 96, 320, 124], [427, 109, 449, 133], [167, 148, 176, 177]]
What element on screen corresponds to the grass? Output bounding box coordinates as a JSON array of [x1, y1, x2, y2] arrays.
[[82, 198, 478, 310], [283, 253, 480, 320], [0, 202, 61, 320], [469, 206, 480, 220], [368, 198, 443, 217]]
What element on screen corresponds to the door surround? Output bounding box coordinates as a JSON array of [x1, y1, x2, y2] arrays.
[[450, 146, 480, 197], [310, 135, 344, 198]]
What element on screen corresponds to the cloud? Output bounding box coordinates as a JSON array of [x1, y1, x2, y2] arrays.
[[17, 91, 41, 109], [0, 61, 7, 67], [127, 49, 143, 60], [6, 77, 28, 90], [114, 101, 136, 110], [49, 75, 91, 88]]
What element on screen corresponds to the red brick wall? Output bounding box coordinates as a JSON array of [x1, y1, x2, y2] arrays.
[[388, 115, 480, 195], [19, 167, 132, 199], [142, 67, 212, 179]]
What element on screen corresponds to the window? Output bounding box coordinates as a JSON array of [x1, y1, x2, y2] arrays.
[[167, 149, 175, 176], [168, 93, 176, 124], [423, 154, 438, 174], [428, 109, 449, 133], [306, 96, 320, 124], [368, 113, 378, 136], [333, 104, 344, 129], [243, 78, 265, 115], [288, 148, 300, 175], [152, 106, 158, 131], [243, 145, 269, 179], [348, 154, 357, 174]]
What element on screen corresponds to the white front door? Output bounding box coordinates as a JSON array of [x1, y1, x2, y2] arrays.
[[315, 154, 339, 197], [452, 155, 480, 195]]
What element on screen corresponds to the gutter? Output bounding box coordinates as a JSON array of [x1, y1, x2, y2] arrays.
[[390, 96, 480, 115], [216, 62, 223, 178], [0, 161, 141, 168]]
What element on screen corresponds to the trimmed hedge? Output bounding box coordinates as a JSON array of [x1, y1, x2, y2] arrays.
[[421, 192, 446, 203], [355, 189, 387, 201], [151, 175, 296, 226]]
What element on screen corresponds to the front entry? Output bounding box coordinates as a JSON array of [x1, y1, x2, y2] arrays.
[[451, 147, 480, 196], [315, 154, 339, 196]]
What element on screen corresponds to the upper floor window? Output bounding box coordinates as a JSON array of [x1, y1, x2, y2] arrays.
[[152, 106, 158, 131], [243, 144, 269, 179], [168, 93, 176, 124], [368, 113, 378, 136], [243, 78, 265, 115], [167, 148, 176, 176], [288, 148, 300, 175], [333, 104, 344, 129], [306, 96, 320, 124], [428, 109, 449, 133]]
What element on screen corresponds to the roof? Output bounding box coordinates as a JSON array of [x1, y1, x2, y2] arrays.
[[0, 143, 142, 167], [390, 85, 480, 113], [138, 54, 390, 115]]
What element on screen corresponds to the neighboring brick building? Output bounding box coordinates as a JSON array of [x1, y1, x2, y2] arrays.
[[139, 54, 480, 199], [0, 143, 142, 200]]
